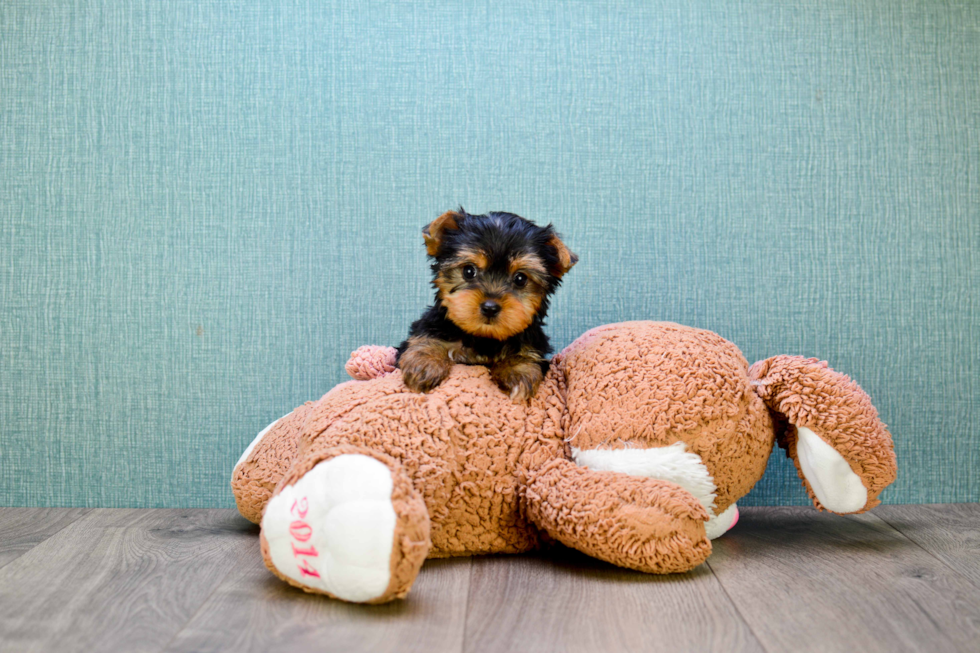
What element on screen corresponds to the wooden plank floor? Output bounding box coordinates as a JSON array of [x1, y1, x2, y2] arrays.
[[0, 505, 977, 653]]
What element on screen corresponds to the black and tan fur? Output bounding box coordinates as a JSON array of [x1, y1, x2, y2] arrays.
[[396, 209, 577, 401]]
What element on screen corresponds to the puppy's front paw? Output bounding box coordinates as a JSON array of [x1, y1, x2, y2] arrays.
[[401, 360, 451, 393], [398, 344, 453, 393], [491, 359, 543, 403]]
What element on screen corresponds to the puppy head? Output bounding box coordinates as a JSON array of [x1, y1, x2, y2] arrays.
[[423, 209, 578, 340]]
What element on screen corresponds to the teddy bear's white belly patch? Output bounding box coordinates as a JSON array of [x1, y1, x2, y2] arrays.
[[571, 442, 717, 512], [571, 442, 737, 540]]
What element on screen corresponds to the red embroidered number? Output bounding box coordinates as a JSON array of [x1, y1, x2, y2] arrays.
[[288, 495, 320, 578]]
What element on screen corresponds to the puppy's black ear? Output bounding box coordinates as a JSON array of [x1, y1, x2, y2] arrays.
[[546, 233, 578, 278], [422, 210, 462, 256]]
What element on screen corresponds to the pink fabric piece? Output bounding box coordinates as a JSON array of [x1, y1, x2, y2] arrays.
[[728, 506, 739, 531], [345, 345, 398, 380]]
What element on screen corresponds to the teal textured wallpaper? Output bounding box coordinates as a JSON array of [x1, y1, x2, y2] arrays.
[[1, 1, 977, 508]]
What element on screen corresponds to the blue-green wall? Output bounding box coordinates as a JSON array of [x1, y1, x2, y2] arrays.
[[2, 1, 977, 508]]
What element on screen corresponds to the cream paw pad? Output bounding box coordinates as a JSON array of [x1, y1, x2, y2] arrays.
[[261, 454, 398, 603]]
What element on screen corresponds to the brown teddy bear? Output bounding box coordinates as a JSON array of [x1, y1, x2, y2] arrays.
[[231, 321, 897, 604]]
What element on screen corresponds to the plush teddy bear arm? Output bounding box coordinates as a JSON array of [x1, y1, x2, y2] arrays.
[[516, 348, 711, 574], [749, 356, 897, 513], [520, 457, 712, 573]]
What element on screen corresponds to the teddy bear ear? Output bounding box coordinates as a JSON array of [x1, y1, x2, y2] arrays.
[[546, 233, 579, 278], [422, 210, 462, 257]]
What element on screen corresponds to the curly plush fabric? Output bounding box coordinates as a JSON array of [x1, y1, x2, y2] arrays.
[[561, 322, 774, 515], [231, 321, 898, 603], [345, 345, 398, 381], [232, 401, 314, 524], [298, 363, 549, 556], [748, 355, 897, 511]]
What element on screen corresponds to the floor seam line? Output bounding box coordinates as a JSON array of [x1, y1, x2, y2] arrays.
[[152, 510, 254, 653], [154, 551, 245, 653], [0, 508, 94, 572], [869, 511, 980, 592], [705, 554, 770, 653], [458, 558, 475, 653]]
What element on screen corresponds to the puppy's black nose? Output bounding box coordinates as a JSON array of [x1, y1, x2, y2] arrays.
[[480, 300, 502, 319]]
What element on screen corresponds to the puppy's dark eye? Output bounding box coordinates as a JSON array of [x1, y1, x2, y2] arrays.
[[462, 264, 477, 280], [513, 272, 528, 288]]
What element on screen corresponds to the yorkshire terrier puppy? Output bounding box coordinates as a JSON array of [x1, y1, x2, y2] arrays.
[[396, 209, 578, 401]]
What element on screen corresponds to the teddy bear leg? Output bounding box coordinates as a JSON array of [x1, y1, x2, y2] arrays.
[[749, 356, 898, 513], [260, 447, 430, 603]]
